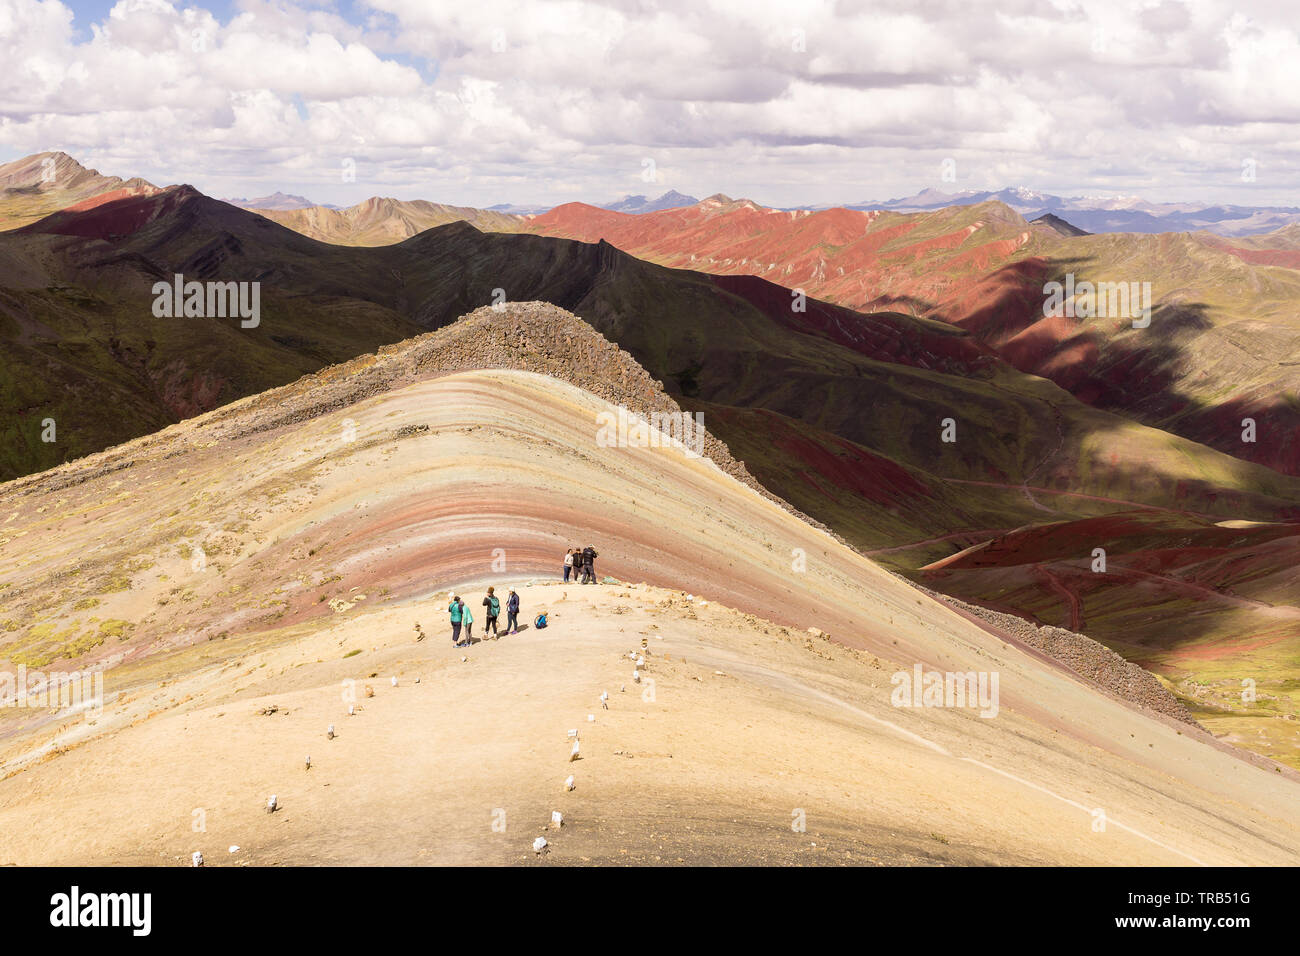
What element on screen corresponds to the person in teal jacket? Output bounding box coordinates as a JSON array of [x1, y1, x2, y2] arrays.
[[459, 599, 474, 646], [448, 596, 463, 645]]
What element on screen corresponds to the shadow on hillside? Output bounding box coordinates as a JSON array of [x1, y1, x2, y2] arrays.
[[857, 254, 1300, 481]]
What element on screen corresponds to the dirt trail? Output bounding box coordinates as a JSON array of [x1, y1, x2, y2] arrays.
[[1036, 564, 1083, 631], [0, 583, 1294, 866]]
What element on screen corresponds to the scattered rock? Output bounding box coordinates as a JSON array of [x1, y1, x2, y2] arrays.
[[920, 585, 1199, 726]]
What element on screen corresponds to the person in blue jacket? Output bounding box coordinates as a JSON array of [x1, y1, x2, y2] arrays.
[[506, 588, 521, 634]]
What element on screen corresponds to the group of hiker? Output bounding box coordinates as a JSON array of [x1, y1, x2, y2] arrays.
[[563, 545, 599, 584], [445, 545, 600, 644], [447, 586, 523, 647]]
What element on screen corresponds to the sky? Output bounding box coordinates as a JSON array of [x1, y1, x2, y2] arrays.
[[1, 0, 1299, 208]]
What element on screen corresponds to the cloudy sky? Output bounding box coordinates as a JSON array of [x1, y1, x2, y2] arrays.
[[1, 0, 1298, 208]]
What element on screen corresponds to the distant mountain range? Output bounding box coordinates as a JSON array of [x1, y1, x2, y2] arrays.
[[601, 189, 700, 213], [223, 191, 337, 211], [846, 186, 1300, 236], [524, 193, 1300, 479], [244, 195, 526, 245]]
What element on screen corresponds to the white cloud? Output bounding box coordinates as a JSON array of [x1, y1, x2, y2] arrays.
[[0, 0, 1297, 207]]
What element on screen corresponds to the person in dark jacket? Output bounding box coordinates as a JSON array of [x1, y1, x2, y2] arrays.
[[506, 588, 520, 634], [482, 586, 500, 640], [581, 545, 597, 584]]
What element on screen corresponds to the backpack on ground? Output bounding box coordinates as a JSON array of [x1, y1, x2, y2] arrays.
[[534, 613, 548, 629]]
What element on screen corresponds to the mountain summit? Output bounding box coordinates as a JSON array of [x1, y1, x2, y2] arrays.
[[602, 189, 700, 213], [0, 150, 159, 229]]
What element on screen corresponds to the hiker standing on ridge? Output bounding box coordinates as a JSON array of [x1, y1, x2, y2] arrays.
[[459, 597, 474, 646], [563, 548, 575, 583], [582, 545, 598, 584], [483, 587, 501, 640], [506, 588, 520, 635], [448, 595, 464, 644]]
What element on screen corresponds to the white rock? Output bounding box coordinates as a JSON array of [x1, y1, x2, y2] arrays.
[[632, 670, 641, 684], [391, 676, 398, 687], [266, 795, 278, 813], [228, 845, 240, 854], [191, 851, 204, 867], [533, 836, 548, 853], [305, 755, 312, 769], [587, 714, 595, 722], [567, 728, 578, 738], [565, 774, 575, 791], [347, 704, 355, 716], [327, 725, 335, 739], [551, 810, 564, 828], [569, 740, 581, 761]]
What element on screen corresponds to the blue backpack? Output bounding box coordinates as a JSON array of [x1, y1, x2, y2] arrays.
[[534, 613, 548, 629]]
